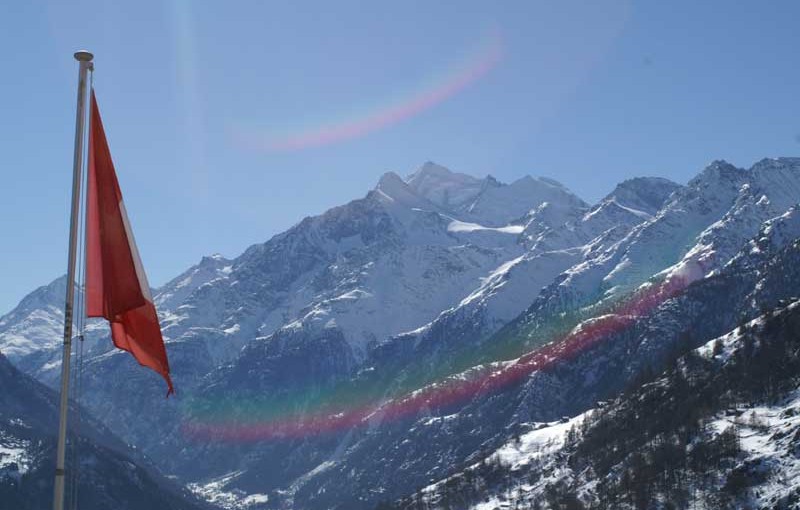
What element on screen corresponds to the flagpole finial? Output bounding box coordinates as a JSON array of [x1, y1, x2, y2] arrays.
[[74, 50, 94, 62]]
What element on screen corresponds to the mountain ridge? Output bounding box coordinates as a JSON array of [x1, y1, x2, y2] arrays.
[[1, 157, 798, 509]]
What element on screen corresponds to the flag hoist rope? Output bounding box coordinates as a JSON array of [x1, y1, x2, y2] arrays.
[[53, 50, 93, 510]]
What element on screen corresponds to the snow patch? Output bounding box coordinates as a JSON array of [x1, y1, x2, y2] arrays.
[[491, 412, 591, 470], [0, 435, 31, 478], [189, 471, 269, 509], [447, 219, 525, 234]]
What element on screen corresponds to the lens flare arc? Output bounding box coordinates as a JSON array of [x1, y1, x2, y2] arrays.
[[182, 273, 693, 442], [236, 32, 504, 152]]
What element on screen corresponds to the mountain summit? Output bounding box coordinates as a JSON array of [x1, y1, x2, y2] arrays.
[[403, 161, 587, 225]]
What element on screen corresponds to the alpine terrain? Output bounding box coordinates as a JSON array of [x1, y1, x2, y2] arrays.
[[2, 158, 799, 509]]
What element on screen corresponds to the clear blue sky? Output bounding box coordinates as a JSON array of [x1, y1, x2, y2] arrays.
[[1, 0, 798, 313]]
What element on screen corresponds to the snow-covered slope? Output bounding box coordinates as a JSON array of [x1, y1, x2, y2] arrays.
[[661, 158, 800, 285], [601, 160, 751, 292], [409, 301, 800, 510]]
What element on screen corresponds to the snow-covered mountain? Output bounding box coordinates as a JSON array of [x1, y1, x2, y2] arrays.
[[0, 162, 592, 478], [1, 158, 799, 510], [3, 162, 585, 377], [165, 158, 799, 509], [251, 193, 800, 510], [145, 161, 585, 381]]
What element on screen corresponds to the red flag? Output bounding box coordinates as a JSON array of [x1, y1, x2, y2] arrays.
[[86, 90, 174, 396]]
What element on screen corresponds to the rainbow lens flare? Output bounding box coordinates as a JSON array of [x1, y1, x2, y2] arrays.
[[182, 273, 691, 442], [233, 31, 504, 152]]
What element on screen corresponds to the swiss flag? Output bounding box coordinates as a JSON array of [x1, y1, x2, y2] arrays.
[[85, 90, 174, 396]]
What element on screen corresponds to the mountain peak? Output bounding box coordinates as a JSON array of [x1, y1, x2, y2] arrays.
[[485, 174, 500, 183], [0, 275, 67, 360], [512, 175, 537, 185], [201, 253, 229, 265], [1, 275, 65, 320], [404, 162, 589, 225], [466, 174, 587, 226], [404, 162, 484, 211], [405, 162, 482, 192], [751, 157, 800, 171], [690, 160, 749, 189], [748, 157, 800, 211], [407, 161, 457, 182], [603, 176, 682, 215], [373, 171, 431, 208], [704, 159, 743, 174], [376, 170, 406, 190]]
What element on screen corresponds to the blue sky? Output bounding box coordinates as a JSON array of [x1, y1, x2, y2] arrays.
[[1, 0, 798, 312]]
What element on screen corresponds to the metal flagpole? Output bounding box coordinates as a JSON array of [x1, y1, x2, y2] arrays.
[[53, 49, 93, 510]]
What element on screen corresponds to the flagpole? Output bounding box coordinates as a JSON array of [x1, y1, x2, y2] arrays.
[[53, 49, 93, 510]]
